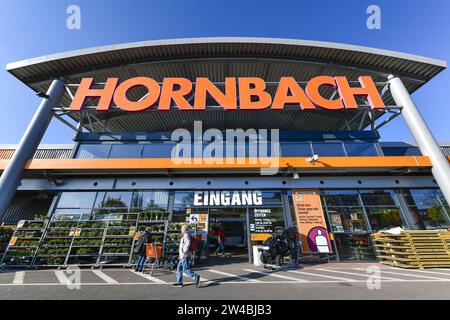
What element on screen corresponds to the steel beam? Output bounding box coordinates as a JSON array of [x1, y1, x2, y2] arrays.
[[388, 75, 450, 204], [0, 78, 66, 222]]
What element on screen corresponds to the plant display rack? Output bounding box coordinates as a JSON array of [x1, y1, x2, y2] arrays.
[[34, 212, 141, 268], [0, 226, 14, 258], [0, 216, 48, 268], [372, 230, 450, 269], [0, 211, 194, 270], [163, 222, 198, 269], [132, 210, 169, 269]]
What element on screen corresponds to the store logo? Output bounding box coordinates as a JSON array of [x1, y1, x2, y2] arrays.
[[69, 76, 385, 111], [193, 191, 263, 206]]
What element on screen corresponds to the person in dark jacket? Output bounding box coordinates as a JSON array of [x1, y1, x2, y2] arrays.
[[134, 229, 150, 272]]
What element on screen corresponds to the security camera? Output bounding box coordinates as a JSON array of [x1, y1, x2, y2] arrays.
[[306, 154, 320, 163]]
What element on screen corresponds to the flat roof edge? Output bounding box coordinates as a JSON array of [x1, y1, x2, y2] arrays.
[[6, 37, 447, 72]]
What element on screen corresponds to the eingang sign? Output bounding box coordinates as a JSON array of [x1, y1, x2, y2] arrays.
[[69, 76, 385, 112]]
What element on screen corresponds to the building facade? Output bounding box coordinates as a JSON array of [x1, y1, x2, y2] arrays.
[[1, 38, 449, 265]]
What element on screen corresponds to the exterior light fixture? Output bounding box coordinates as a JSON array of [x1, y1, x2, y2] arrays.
[[306, 154, 320, 163]]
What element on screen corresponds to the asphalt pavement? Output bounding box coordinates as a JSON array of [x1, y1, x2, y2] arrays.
[[1, 262, 450, 300]]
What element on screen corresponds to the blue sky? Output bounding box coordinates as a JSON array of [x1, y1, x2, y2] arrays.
[[0, 0, 449, 143]]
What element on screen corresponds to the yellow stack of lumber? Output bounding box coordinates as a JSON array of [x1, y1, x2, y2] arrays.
[[372, 230, 450, 269]]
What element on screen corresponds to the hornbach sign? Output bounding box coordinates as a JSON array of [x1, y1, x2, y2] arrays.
[[69, 76, 385, 112]]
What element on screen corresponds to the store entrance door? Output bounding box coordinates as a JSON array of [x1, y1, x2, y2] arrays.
[[208, 208, 249, 264]]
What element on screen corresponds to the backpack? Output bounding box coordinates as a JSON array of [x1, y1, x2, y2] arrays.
[[189, 234, 200, 252]]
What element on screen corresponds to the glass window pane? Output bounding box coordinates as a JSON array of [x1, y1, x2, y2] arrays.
[[360, 190, 397, 206], [435, 189, 449, 209], [402, 189, 440, 208], [326, 207, 367, 232], [142, 143, 176, 158], [365, 207, 406, 231], [109, 144, 142, 158], [281, 143, 312, 157], [94, 192, 132, 209], [57, 192, 97, 209], [323, 190, 360, 206], [333, 234, 376, 261], [76, 144, 110, 159], [173, 192, 195, 208], [407, 206, 448, 230], [259, 191, 283, 205], [131, 191, 169, 210], [312, 143, 345, 157], [382, 147, 422, 156], [344, 143, 378, 156]]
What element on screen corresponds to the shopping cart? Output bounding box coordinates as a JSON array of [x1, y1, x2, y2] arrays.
[[143, 243, 163, 276]]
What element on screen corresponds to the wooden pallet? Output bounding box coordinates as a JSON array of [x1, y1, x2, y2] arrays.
[[372, 230, 450, 269]]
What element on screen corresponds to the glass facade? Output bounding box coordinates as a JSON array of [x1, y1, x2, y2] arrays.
[[51, 187, 449, 262], [76, 141, 381, 158], [401, 189, 449, 230]]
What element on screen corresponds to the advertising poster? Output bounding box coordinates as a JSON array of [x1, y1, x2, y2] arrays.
[[292, 193, 333, 253]]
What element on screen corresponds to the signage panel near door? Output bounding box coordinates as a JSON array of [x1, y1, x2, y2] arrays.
[[249, 208, 274, 242], [293, 193, 333, 254]]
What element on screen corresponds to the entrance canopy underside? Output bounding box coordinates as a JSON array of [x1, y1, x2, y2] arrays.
[[6, 38, 446, 132]]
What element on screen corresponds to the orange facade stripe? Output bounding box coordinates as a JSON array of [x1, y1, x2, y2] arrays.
[[0, 156, 445, 171]]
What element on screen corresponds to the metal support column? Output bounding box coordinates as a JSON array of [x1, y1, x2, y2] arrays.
[[0, 78, 66, 222], [388, 75, 450, 204]]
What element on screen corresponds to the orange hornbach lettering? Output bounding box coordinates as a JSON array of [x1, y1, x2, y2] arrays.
[[306, 76, 344, 110], [68, 76, 386, 111], [335, 76, 385, 109], [70, 77, 118, 111], [113, 77, 160, 112], [159, 78, 194, 110], [272, 77, 315, 110], [194, 78, 237, 110], [238, 78, 272, 110]]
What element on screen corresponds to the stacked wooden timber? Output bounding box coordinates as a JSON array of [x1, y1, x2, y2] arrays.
[[372, 230, 450, 269]]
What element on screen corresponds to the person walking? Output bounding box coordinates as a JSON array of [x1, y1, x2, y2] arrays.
[[214, 226, 226, 256], [134, 228, 150, 272], [172, 224, 201, 288]]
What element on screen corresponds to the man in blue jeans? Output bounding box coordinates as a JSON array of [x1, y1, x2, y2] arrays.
[[172, 224, 201, 288]]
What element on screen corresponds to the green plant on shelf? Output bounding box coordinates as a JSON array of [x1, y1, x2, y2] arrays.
[[33, 215, 48, 221], [39, 247, 69, 256], [139, 210, 170, 221], [108, 221, 135, 227], [78, 221, 106, 229], [73, 239, 102, 246], [45, 239, 72, 246], [14, 240, 40, 247], [103, 247, 130, 254], [6, 248, 35, 257], [73, 247, 99, 256], [23, 222, 46, 229], [149, 235, 164, 243], [45, 257, 65, 265], [46, 229, 70, 237], [15, 230, 42, 238], [50, 221, 78, 228], [80, 230, 104, 237], [107, 229, 130, 236], [104, 239, 132, 246]]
